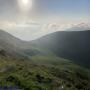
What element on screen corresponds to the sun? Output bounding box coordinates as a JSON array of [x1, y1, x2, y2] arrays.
[[18, 0, 32, 11], [22, 0, 31, 6], [22, 0, 29, 5]]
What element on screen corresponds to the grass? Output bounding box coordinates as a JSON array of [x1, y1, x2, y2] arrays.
[[0, 56, 90, 90]]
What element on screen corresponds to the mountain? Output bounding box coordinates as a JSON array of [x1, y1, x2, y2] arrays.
[[0, 29, 90, 90], [0, 30, 33, 59], [0, 30, 47, 58], [31, 30, 90, 68], [0, 29, 89, 68]]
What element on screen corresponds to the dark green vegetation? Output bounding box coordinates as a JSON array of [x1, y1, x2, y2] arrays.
[[0, 55, 90, 90], [0, 30, 90, 90], [31, 30, 90, 68]]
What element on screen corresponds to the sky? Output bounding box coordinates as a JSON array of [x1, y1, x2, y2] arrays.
[[0, 0, 89, 40]]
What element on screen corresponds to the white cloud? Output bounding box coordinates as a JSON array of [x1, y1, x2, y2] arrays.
[[41, 20, 90, 33], [0, 19, 90, 41]]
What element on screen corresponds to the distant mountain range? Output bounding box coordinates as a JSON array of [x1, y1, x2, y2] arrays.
[[0, 29, 89, 68]]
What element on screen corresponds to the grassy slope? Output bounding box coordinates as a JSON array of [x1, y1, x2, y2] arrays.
[[0, 56, 90, 90]]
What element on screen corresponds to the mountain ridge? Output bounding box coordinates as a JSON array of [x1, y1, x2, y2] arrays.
[[0, 29, 89, 68], [31, 30, 90, 68]]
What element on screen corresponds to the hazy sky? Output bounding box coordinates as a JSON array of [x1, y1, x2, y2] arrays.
[[0, 0, 89, 40]]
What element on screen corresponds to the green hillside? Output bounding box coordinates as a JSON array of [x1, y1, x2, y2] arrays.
[[0, 30, 90, 90], [0, 56, 90, 90]]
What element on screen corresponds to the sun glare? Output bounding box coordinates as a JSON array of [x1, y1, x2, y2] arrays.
[[18, 0, 32, 11], [22, 0, 28, 4]]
